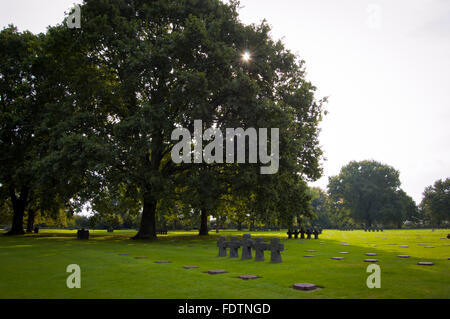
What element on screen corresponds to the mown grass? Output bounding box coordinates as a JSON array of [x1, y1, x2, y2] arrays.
[[0, 228, 449, 299]]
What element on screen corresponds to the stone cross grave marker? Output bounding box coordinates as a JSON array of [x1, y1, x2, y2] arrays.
[[254, 238, 268, 261], [286, 229, 293, 239], [228, 236, 241, 258], [300, 228, 305, 239], [77, 228, 89, 240], [217, 236, 227, 257], [241, 234, 254, 260], [306, 228, 312, 239], [313, 228, 319, 239], [269, 237, 284, 263]]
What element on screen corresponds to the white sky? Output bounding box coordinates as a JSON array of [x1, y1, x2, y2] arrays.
[[1, 0, 449, 204]]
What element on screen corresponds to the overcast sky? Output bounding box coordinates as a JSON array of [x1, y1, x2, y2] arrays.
[[1, 0, 449, 204]]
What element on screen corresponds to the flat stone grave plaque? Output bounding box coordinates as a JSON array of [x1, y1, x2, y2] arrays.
[[364, 259, 378, 262], [293, 283, 317, 291], [183, 266, 199, 269], [238, 275, 259, 280], [417, 262, 434, 266], [155, 260, 171, 263], [119, 253, 129, 256], [332, 257, 344, 260], [303, 255, 315, 257], [365, 253, 377, 256], [424, 246, 434, 248], [135, 256, 147, 259], [306, 250, 316, 252], [400, 245, 409, 248], [339, 252, 349, 254], [208, 270, 227, 274], [398, 255, 410, 258]]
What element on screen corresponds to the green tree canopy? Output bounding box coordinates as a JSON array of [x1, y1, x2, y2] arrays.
[[420, 178, 450, 227], [327, 160, 414, 228], [0, 26, 45, 234], [1, 0, 325, 237], [54, 0, 325, 239]]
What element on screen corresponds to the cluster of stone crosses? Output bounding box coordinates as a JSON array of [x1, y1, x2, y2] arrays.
[[77, 228, 89, 240], [217, 234, 284, 263], [286, 227, 322, 239], [364, 226, 383, 232], [339, 225, 356, 231]]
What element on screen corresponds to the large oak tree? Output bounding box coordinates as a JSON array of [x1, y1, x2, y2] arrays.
[[54, 0, 325, 239], [2, 0, 325, 238]]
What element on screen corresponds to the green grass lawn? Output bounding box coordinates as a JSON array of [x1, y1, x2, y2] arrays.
[[0, 228, 449, 299]]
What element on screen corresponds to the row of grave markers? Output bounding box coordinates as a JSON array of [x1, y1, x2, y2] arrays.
[[364, 226, 383, 232], [217, 234, 284, 263], [286, 228, 322, 239]]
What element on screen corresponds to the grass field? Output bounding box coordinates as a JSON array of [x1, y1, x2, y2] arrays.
[[0, 228, 449, 299]]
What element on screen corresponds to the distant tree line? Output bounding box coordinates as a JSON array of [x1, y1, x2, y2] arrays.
[[309, 161, 449, 229]]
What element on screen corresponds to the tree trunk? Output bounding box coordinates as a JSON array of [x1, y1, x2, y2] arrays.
[[133, 196, 157, 240], [237, 221, 242, 231], [199, 209, 208, 236], [133, 125, 163, 240], [26, 208, 36, 233], [6, 187, 29, 236]]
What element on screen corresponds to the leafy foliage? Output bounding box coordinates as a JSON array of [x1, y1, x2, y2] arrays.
[[327, 160, 416, 228], [420, 178, 450, 227]]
